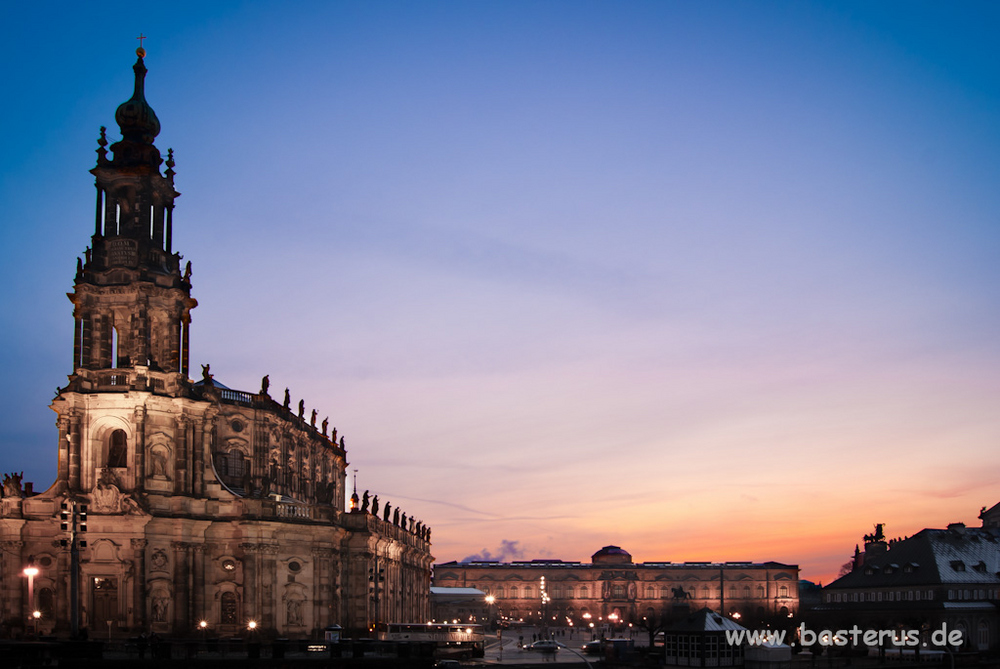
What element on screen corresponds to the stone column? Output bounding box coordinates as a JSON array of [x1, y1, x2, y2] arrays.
[[174, 416, 188, 495], [328, 550, 341, 627], [133, 406, 146, 492], [57, 416, 70, 482], [68, 410, 81, 491], [311, 548, 326, 632], [81, 312, 94, 369], [166, 205, 174, 255], [131, 539, 147, 630], [180, 316, 190, 377], [1, 541, 25, 630], [136, 303, 149, 371], [168, 318, 180, 374], [261, 545, 278, 629], [240, 543, 258, 626], [99, 314, 113, 369], [195, 418, 212, 497], [192, 544, 205, 626], [103, 191, 116, 237], [73, 315, 82, 370], [313, 547, 336, 629], [172, 542, 190, 632]]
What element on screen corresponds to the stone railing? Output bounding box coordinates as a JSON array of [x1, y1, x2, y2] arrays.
[[73, 367, 187, 396], [276, 502, 311, 519], [219, 388, 256, 406], [341, 511, 431, 548]]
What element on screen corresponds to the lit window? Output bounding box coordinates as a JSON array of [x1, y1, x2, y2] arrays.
[[221, 592, 238, 624]]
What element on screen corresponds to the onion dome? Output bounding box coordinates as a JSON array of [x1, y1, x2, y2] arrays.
[[115, 47, 161, 145]]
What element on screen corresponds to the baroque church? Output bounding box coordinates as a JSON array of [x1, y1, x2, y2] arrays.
[[0, 48, 432, 639]]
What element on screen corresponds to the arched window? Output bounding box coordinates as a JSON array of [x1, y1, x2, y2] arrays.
[[219, 450, 247, 486], [778, 585, 788, 598], [107, 430, 127, 468], [613, 584, 625, 598], [757, 585, 765, 598], [743, 586, 751, 598], [221, 592, 238, 624]]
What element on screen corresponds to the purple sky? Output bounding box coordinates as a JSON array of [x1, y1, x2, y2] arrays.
[[2, 1, 999, 583]]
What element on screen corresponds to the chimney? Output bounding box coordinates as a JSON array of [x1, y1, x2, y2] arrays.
[[947, 522, 966, 534]]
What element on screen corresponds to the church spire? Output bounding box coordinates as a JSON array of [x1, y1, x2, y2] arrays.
[[69, 47, 195, 378], [115, 47, 161, 148]]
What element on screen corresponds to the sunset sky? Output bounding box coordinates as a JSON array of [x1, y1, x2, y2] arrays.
[[1, 1, 998, 585]]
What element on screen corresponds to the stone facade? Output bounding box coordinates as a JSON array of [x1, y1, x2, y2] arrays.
[[434, 546, 798, 629], [0, 50, 432, 639], [819, 509, 1000, 652]]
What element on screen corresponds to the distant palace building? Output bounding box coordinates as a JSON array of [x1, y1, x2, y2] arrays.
[[434, 546, 799, 627], [0, 49, 432, 639], [820, 502, 1000, 652]]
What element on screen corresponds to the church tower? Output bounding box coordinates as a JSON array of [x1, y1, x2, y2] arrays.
[[71, 46, 195, 378]]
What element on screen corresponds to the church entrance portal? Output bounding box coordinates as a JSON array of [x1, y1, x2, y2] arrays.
[[92, 577, 119, 634]]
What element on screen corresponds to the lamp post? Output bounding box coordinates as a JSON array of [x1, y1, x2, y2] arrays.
[[485, 594, 496, 630], [23, 560, 39, 637], [246, 620, 260, 659], [539, 576, 551, 638]]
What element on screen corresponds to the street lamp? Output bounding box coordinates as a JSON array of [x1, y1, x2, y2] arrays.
[[23, 560, 39, 636], [485, 595, 496, 630]]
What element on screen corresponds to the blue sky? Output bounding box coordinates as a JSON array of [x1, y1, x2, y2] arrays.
[[1, 1, 999, 582]]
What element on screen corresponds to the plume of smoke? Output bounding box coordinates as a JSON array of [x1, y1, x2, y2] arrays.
[[461, 539, 524, 563]]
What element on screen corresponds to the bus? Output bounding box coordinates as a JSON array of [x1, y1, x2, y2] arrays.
[[376, 622, 485, 658]]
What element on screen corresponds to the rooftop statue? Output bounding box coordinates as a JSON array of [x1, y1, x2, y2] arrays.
[[864, 523, 886, 543], [1, 472, 23, 498]]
